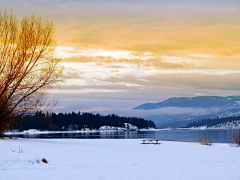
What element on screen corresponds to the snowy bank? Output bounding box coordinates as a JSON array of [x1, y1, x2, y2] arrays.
[[0, 139, 239, 180], [6, 123, 157, 135], [99, 123, 139, 132]]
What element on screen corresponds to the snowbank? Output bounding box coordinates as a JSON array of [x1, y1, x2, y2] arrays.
[[23, 129, 41, 134], [0, 139, 239, 180], [6, 123, 156, 135], [99, 123, 139, 132]]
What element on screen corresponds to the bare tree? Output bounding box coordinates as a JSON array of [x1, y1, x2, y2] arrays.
[[0, 11, 63, 135]]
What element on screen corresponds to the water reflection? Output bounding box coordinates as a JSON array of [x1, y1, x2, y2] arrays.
[[10, 129, 237, 143]]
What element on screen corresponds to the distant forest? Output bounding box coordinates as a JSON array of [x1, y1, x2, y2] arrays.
[[10, 111, 155, 131], [185, 116, 240, 128]]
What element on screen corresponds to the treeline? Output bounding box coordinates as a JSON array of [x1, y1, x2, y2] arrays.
[[185, 116, 240, 128], [10, 111, 155, 131]]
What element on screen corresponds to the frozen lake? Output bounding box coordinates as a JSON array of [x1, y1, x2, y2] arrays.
[[10, 129, 238, 143]]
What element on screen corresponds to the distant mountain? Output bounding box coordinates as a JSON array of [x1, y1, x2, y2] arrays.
[[154, 108, 240, 128], [134, 96, 240, 110], [133, 96, 240, 128]]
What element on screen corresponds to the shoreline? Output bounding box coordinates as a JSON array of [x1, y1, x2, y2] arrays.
[[5, 128, 160, 135], [5, 127, 238, 135]]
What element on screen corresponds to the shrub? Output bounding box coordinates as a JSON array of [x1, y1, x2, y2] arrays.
[[199, 137, 212, 146], [233, 129, 240, 147]]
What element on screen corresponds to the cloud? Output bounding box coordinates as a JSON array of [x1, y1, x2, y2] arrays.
[[3, 0, 240, 113], [65, 72, 82, 79], [62, 55, 195, 71], [6, 0, 239, 55], [69, 30, 105, 45], [49, 67, 240, 113], [59, 84, 141, 91], [53, 72, 240, 106], [98, 72, 240, 91]]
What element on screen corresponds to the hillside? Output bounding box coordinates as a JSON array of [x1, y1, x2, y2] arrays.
[[185, 116, 240, 129], [133, 96, 240, 128], [134, 96, 240, 109]]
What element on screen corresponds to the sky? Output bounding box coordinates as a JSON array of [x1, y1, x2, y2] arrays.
[[1, 0, 240, 115]]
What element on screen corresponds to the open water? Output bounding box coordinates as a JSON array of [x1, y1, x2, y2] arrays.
[[10, 129, 238, 143]]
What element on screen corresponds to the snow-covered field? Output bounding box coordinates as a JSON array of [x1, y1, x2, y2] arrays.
[[0, 139, 239, 180]]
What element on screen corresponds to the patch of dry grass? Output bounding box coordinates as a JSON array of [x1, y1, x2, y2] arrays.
[[233, 129, 240, 147], [199, 138, 212, 146]]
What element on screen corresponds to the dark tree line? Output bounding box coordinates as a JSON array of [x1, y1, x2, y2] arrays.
[[9, 111, 155, 131], [185, 116, 240, 128]]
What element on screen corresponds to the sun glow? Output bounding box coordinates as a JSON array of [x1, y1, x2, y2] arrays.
[[56, 46, 155, 60]]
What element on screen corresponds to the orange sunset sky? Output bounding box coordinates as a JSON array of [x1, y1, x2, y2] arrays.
[[1, 0, 240, 114]]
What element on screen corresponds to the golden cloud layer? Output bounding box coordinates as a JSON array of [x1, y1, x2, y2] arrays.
[[1, 0, 240, 111]]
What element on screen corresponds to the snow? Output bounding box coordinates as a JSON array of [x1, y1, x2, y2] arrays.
[[139, 127, 158, 131], [0, 139, 239, 180], [23, 129, 41, 134], [99, 123, 139, 132], [188, 120, 240, 130], [6, 123, 155, 135], [99, 126, 127, 131]]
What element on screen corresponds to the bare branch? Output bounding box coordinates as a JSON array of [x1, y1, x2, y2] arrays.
[[0, 11, 64, 133]]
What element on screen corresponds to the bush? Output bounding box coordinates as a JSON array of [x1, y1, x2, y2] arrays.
[[233, 129, 240, 147], [199, 138, 212, 146]]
